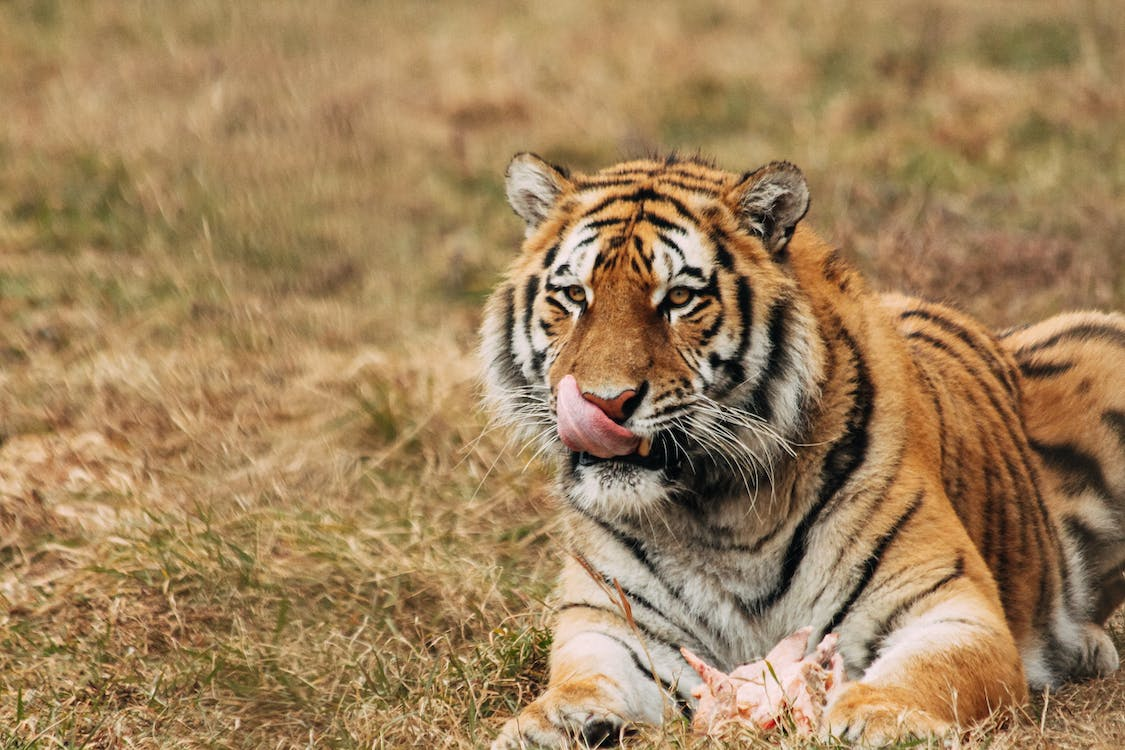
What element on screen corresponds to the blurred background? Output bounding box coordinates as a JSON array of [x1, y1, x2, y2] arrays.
[[0, 1, 1121, 747]]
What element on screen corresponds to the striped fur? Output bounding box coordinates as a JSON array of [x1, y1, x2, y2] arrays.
[[482, 154, 1124, 747]]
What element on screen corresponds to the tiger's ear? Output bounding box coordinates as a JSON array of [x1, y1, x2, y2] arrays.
[[505, 153, 572, 232], [728, 161, 810, 258]]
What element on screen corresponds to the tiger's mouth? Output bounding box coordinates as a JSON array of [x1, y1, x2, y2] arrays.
[[555, 375, 684, 473], [570, 432, 678, 472]]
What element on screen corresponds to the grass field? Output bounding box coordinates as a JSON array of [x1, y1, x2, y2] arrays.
[[1, 1, 1123, 747]]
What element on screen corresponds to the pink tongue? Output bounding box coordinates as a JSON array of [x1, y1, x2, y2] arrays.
[[556, 375, 641, 459]]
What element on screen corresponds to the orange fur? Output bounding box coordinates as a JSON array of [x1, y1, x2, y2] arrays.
[[484, 155, 1122, 748]]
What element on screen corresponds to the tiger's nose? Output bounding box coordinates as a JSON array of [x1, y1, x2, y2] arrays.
[[581, 382, 647, 423]]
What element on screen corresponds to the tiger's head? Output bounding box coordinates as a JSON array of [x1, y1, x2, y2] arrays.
[[481, 154, 825, 519]]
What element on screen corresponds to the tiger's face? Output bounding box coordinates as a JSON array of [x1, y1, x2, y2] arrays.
[[482, 155, 821, 519]]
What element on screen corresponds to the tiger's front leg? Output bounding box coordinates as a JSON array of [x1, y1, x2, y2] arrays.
[[493, 554, 698, 749], [825, 577, 1027, 745], [491, 624, 674, 749]]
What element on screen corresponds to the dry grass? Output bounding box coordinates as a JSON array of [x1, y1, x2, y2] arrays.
[[0, 1, 1122, 748]]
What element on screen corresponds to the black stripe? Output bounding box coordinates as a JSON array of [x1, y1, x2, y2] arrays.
[[742, 296, 792, 420], [822, 493, 923, 635], [500, 283, 515, 340], [1061, 515, 1101, 554], [530, 349, 546, 375], [582, 216, 628, 230], [657, 231, 685, 256], [900, 308, 1018, 398], [948, 432, 969, 516], [719, 279, 755, 387], [698, 269, 720, 298], [738, 327, 875, 617], [574, 511, 733, 651], [1103, 410, 1125, 451], [655, 176, 722, 194], [1003, 437, 1041, 617], [544, 296, 568, 314], [1018, 323, 1125, 354], [978, 446, 999, 578], [822, 448, 908, 582], [586, 167, 655, 180], [917, 336, 1060, 625], [993, 457, 1013, 614], [669, 164, 722, 180], [575, 177, 651, 189], [493, 285, 530, 390], [637, 188, 698, 222], [709, 232, 735, 270], [907, 330, 1064, 584], [681, 298, 714, 323], [581, 194, 630, 220], [520, 275, 542, 377], [555, 602, 698, 660], [581, 569, 704, 653], [864, 555, 965, 665], [1001, 444, 1059, 626], [593, 251, 609, 272], [699, 281, 725, 344], [1030, 439, 1112, 499], [541, 243, 559, 269], [573, 167, 721, 193], [640, 210, 687, 235], [583, 187, 697, 223], [522, 273, 539, 315], [817, 328, 876, 507], [917, 367, 949, 484], [580, 630, 694, 717], [971, 417, 1023, 618], [1018, 359, 1075, 379]]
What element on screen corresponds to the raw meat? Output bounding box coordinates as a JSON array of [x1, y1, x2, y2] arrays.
[[682, 627, 845, 736]]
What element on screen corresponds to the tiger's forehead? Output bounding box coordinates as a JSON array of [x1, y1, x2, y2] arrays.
[[576, 157, 740, 192], [550, 160, 737, 282], [556, 208, 708, 285]]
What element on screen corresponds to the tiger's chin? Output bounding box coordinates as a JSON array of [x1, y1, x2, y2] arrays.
[[564, 450, 678, 520]]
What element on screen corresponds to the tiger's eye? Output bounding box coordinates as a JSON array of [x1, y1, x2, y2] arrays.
[[667, 287, 693, 307], [565, 285, 587, 304]]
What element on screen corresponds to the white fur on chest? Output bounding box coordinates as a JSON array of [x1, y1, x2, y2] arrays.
[[575, 503, 849, 671]]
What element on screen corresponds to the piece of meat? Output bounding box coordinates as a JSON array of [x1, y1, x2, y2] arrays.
[[682, 627, 846, 737]]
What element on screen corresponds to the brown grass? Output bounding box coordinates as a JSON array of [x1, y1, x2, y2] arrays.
[[0, 0, 1122, 747]]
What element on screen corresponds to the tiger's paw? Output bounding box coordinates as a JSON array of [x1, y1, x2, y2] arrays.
[[1077, 623, 1120, 679], [491, 686, 627, 749], [824, 683, 951, 747]]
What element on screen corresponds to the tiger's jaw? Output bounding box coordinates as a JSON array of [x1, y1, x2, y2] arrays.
[[552, 373, 793, 517], [564, 446, 681, 519], [552, 373, 682, 515]]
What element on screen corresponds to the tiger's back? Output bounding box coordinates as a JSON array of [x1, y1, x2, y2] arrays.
[[888, 296, 1125, 685]]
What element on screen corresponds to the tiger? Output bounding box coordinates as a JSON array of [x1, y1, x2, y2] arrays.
[[480, 153, 1125, 747]]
